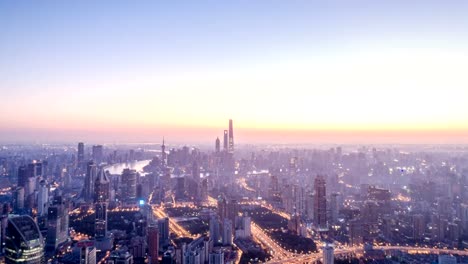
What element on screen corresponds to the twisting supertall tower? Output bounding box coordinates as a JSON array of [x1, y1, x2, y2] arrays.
[[228, 119, 234, 153]]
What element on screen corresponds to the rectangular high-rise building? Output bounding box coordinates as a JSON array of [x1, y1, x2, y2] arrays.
[[95, 203, 107, 239], [78, 142, 85, 164], [17, 165, 28, 188], [349, 219, 363, 246], [314, 175, 327, 229], [37, 180, 49, 217], [18, 163, 38, 196], [413, 214, 425, 240], [84, 161, 97, 202], [158, 218, 170, 248], [209, 216, 221, 244], [209, 251, 224, 264], [46, 200, 69, 253], [92, 145, 104, 164], [322, 244, 334, 264], [121, 169, 137, 202], [222, 218, 233, 246], [461, 203, 468, 234], [148, 225, 159, 264], [14, 187, 24, 211]]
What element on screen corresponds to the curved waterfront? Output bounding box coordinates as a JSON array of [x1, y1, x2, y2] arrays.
[[104, 159, 151, 175]]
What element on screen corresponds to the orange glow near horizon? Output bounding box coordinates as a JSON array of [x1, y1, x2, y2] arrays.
[[2, 120, 468, 144], [2, 48, 468, 144]]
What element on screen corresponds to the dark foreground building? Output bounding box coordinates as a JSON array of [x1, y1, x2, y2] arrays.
[[5, 215, 45, 264]]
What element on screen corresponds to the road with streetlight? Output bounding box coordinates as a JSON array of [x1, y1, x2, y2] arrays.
[[267, 245, 468, 263]]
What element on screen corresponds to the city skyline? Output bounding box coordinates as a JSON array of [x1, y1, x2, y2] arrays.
[[2, 1, 468, 144]]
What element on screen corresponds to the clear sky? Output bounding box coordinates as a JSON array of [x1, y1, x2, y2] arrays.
[[1, 1, 468, 144]]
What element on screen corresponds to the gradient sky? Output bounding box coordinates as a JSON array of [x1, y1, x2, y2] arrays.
[[1, 1, 468, 144]]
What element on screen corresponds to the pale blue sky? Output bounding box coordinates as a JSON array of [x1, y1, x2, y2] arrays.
[[1, 1, 468, 143]]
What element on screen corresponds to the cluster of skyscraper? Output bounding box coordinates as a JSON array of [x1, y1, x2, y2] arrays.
[[215, 119, 234, 154]]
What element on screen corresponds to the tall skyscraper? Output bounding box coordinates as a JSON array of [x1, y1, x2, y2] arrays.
[[37, 180, 49, 217], [46, 196, 69, 253], [228, 119, 234, 153], [349, 218, 363, 246], [95, 202, 107, 239], [17, 163, 37, 197], [158, 217, 170, 248], [121, 169, 137, 202], [175, 176, 185, 200], [209, 216, 221, 244], [83, 161, 97, 202], [223, 130, 228, 151], [413, 214, 425, 240], [27, 163, 39, 178], [78, 142, 85, 165], [314, 175, 327, 229], [161, 138, 167, 167], [209, 250, 224, 264], [192, 161, 200, 184], [222, 218, 233, 246], [147, 225, 159, 264], [215, 137, 220, 153], [94, 168, 110, 203], [227, 199, 239, 225], [322, 244, 334, 264], [217, 195, 227, 220], [13, 187, 24, 211], [200, 178, 208, 203], [34, 162, 44, 177], [77, 240, 97, 264], [17, 165, 28, 189], [235, 213, 252, 239], [5, 215, 45, 264], [330, 192, 340, 224], [461, 203, 468, 234], [92, 145, 104, 164]]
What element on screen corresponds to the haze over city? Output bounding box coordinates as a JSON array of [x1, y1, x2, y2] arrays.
[[2, 1, 468, 144]]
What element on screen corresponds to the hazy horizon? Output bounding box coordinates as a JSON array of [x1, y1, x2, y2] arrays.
[[1, 124, 468, 145]]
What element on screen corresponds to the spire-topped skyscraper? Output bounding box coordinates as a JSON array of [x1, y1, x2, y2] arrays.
[[94, 168, 110, 240], [83, 161, 97, 202], [161, 137, 167, 167], [94, 168, 110, 203]]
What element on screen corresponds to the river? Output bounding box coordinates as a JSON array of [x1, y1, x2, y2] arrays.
[[104, 159, 151, 175]]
